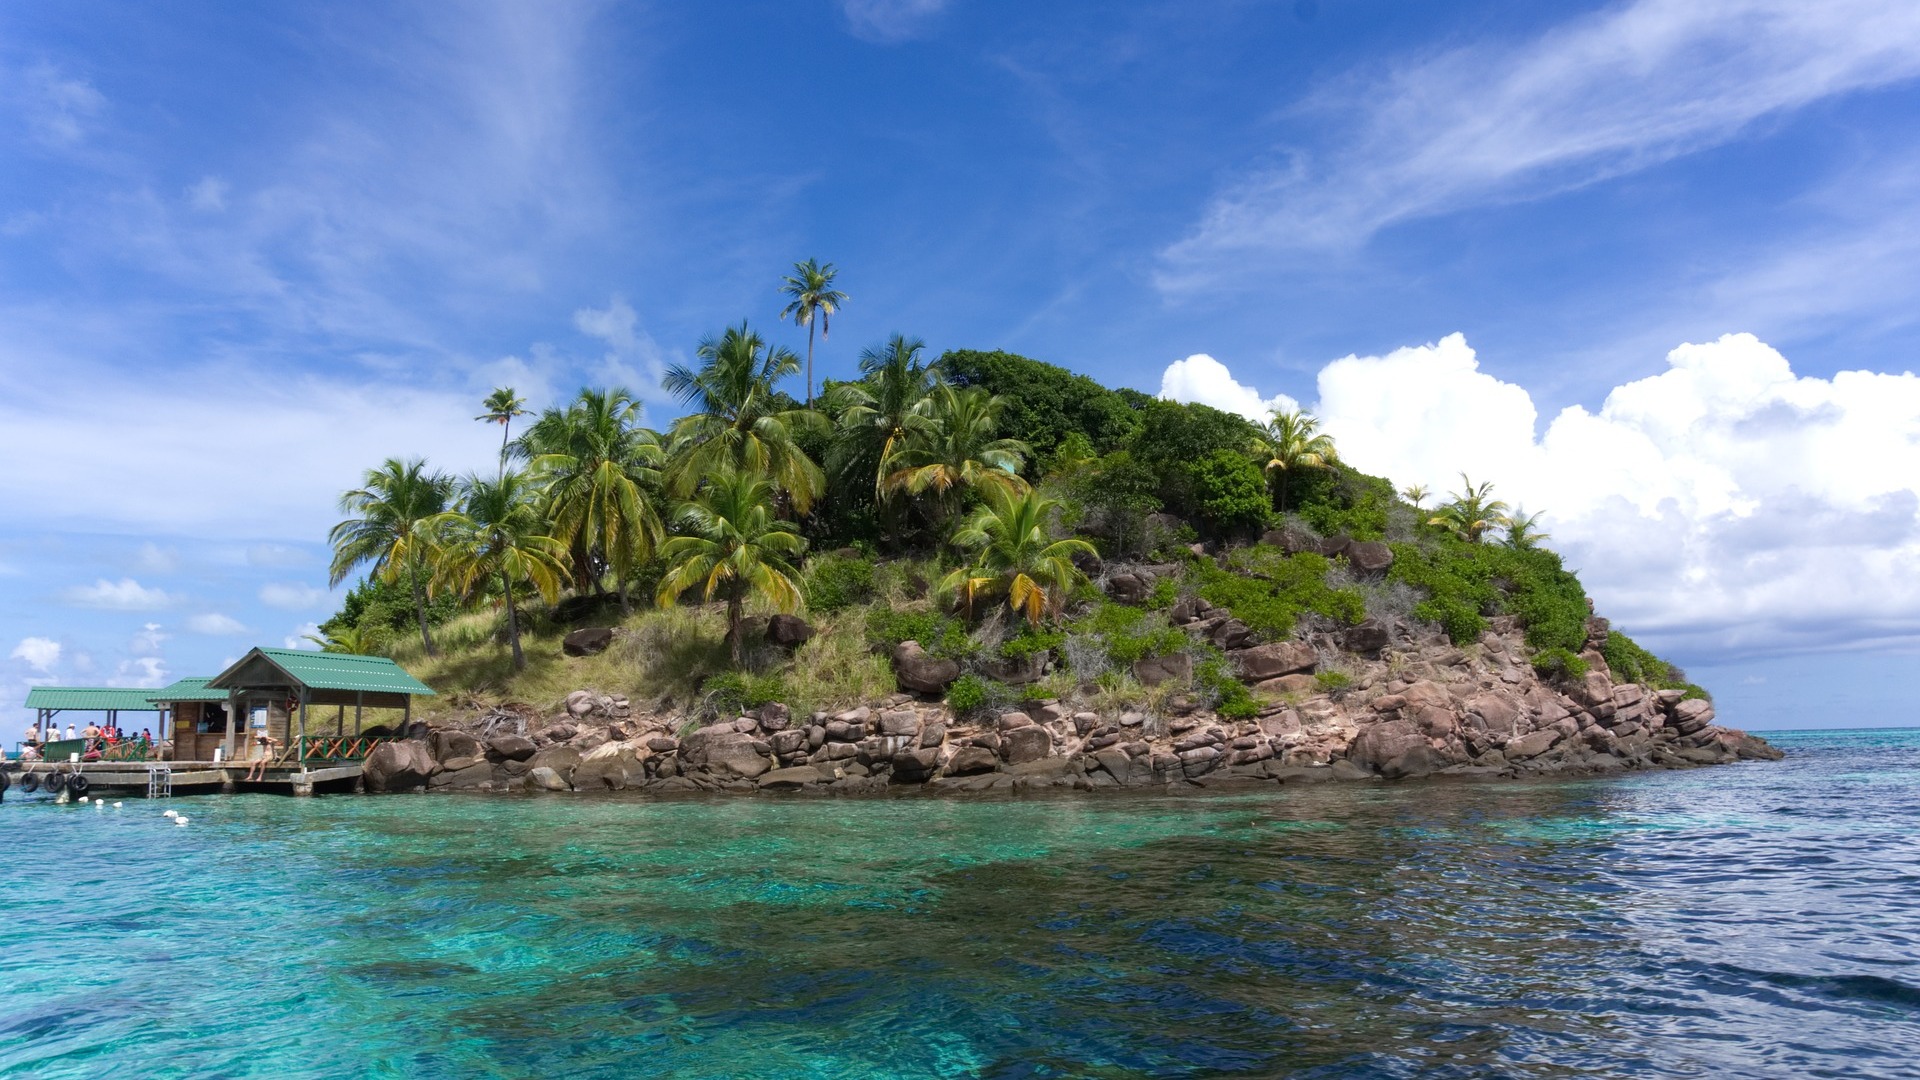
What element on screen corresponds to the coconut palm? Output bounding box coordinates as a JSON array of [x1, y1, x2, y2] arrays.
[[1250, 409, 1339, 512], [1501, 506, 1550, 550], [1429, 474, 1512, 543], [429, 472, 570, 672], [476, 387, 530, 479], [1400, 482, 1431, 509], [655, 470, 808, 665], [328, 458, 455, 656], [778, 258, 848, 405], [941, 487, 1096, 624], [663, 322, 826, 511], [521, 388, 665, 611], [303, 625, 378, 656], [883, 383, 1029, 526], [825, 334, 942, 501]]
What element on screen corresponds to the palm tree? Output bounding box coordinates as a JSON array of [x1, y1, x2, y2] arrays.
[[477, 387, 530, 479], [663, 322, 826, 511], [522, 388, 665, 611], [1502, 506, 1550, 550], [328, 458, 454, 656], [304, 625, 377, 655], [1400, 482, 1430, 509], [655, 470, 808, 665], [940, 487, 1096, 624], [1250, 409, 1339, 512], [883, 383, 1029, 526], [1429, 474, 1512, 543], [778, 258, 848, 405], [825, 334, 942, 500], [429, 472, 570, 672]]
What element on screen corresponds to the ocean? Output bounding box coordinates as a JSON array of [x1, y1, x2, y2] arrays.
[[1, 727, 1915, 1078]]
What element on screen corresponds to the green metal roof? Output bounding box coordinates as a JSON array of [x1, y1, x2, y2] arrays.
[[24, 687, 167, 712], [147, 677, 228, 703], [209, 647, 437, 696]]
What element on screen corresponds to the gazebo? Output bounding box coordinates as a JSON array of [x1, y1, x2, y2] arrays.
[[203, 647, 436, 765], [24, 686, 166, 746]]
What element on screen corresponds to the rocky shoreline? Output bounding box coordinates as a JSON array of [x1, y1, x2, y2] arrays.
[[365, 611, 1781, 797]]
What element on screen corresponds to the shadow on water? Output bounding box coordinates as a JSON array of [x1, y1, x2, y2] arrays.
[[3, 729, 1918, 1078]]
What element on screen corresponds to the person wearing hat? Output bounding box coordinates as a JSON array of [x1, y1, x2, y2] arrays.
[[244, 730, 278, 782]]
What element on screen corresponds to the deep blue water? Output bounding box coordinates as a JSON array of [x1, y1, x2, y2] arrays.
[[1, 728, 1915, 1078]]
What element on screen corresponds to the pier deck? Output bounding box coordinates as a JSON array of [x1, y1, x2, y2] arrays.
[[4, 760, 364, 797]]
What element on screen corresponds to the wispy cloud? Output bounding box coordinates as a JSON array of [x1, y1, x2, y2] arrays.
[[185, 613, 248, 636], [259, 583, 328, 611], [1160, 0, 1920, 286], [841, 0, 951, 43], [10, 637, 61, 674], [64, 578, 172, 611], [11, 61, 107, 148]]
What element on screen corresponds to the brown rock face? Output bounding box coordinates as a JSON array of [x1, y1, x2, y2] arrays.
[[1342, 620, 1391, 654], [946, 745, 999, 775], [430, 729, 484, 772], [892, 641, 960, 694], [766, 614, 815, 648], [486, 734, 537, 762], [1001, 725, 1052, 764], [678, 726, 772, 779], [1233, 642, 1317, 681], [1105, 573, 1148, 604], [1505, 728, 1562, 760], [1252, 673, 1318, 696], [1348, 718, 1423, 774], [1347, 541, 1394, 575], [363, 740, 433, 793], [562, 627, 616, 657], [1133, 652, 1193, 687]]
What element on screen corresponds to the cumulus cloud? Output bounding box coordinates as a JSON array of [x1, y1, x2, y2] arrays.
[[260, 583, 329, 610], [285, 622, 325, 650], [840, 0, 949, 42], [131, 623, 168, 653], [1158, 353, 1299, 423], [1162, 333, 1920, 661], [109, 657, 168, 689], [64, 578, 172, 610], [11, 637, 61, 673], [186, 613, 249, 636]]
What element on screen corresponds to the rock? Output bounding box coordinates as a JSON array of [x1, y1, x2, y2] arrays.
[[1132, 652, 1193, 687], [1505, 728, 1562, 760], [1330, 758, 1374, 781], [429, 729, 485, 772], [565, 691, 594, 717], [1342, 620, 1392, 655], [997, 711, 1035, 730], [1251, 673, 1318, 696], [528, 766, 571, 791], [541, 720, 581, 742], [1105, 572, 1148, 604], [946, 745, 999, 775], [1001, 725, 1052, 765], [1347, 541, 1394, 575], [1348, 718, 1424, 773], [770, 729, 809, 756], [1264, 527, 1319, 555], [824, 720, 863, 742], [645, 736, 679, 753], [1169, 596, 1204, 624], [1093, 749, 1137, 784], [766, 614, 815, 649], [678, 726, 773, 780], [891, 748, 940, 781], [879, 709, 921, 737], [892, 641, 960, 694], [562, 627, 616, 657], [1232, 642, 1317, 681], [574, 751, 642, 791], [485, 733, 538, 763], [759, 766, 824, 788], [1465, 693, 1521, 735], [980, 652, 1049, 685], [1317, 534, 1354, 559], [754, 702, 792, 732], [1207, 618, 1255, 650], [363, 740, 433, 793]]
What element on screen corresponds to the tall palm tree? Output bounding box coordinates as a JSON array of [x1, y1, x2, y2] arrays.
[[778, 258, 848, 405], [522, 388, 665, 611], [476, 387, 530, 479], [1400, 482, 1430, 509], [826, 334, 941, 501], [940, 487, 1096, 624], [1501, 506, 1550, 550], [429, 472, 570, 672], [655, 470, 808, 665], [883, 383, 1029, 527], [663, 322, 826, 511], [1250, 409, 1339, 512], [328, 458, 454, 656], [303, 625, 377, 656], [1429, 474, 1512, 543]]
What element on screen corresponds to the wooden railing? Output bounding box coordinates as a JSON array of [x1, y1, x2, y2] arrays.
[[297, 735, 396, 763]]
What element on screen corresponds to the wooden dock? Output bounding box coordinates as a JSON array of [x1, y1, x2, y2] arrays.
[[5, 760, 365, 797]]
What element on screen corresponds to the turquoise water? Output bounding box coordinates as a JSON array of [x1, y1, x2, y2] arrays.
[[2, 728, 1916, 1078]]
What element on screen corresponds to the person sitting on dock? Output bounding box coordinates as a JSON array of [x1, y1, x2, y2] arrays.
[[244, 731, 278, 782]]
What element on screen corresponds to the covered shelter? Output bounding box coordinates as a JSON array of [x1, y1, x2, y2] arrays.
[[204, 647, 436, 765], [149, 676, 236, 763], [22, 686, 166, 762]]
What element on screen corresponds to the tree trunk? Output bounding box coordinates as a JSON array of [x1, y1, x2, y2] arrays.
[[498, 421, 510, 480], [503, 568, 525, 671], [411, 559, 437, 657], [805, 321, 816, 406], [726, 590, 744, 666]]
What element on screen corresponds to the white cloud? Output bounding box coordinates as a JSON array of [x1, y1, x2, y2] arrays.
[[109, 657, 168, 689], [260, 582, 328, 610], [130, 623, 168, 653], [17, 62, 107, 147], [247, 544, 313, 568], [133, 542, 180, 574], [64, 578, 172, 610], [1158, 353, 1299, 423], [186, 613, 249, 636], [573, 296, 668, 408], [286, 622, 325, 650], [840, 0, 950, 42], [10, 637, 61, 673], [186, 176, 228, 212], [1161, 0, 1920, 283]]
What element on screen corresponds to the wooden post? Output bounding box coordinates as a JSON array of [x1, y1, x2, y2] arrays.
[[355, 692, 363, 737], [336, 704, 344, 739], [298, 688, 309, 768], [222, 691, 240, 763]]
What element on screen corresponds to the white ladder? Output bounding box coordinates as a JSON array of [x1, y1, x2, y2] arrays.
[[146, 764, 173, 799]]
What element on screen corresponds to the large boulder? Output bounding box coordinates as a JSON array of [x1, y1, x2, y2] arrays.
[[1232, 642, 1317, 681], [562, 627, 616, 657], [527, 766, 571, 791], [573, 750, 644, 791], [1505, 728, 1562, 761], [766, 615, 815, 649], [1347, 541, 1394, 575], [429, 729, 485, 772], [678, 725, 772, 779], [891, 747, 940, 782], [980, 652, 1049, 685], [1000, 725, 1052, 765], [892, 641, 960, 694], [1346, 719, 1423, 775], [1105, 572, 1149, 604], [485, 734, 537, 763], [427, 762, 493, 790], [1317, 535, 1354, 559], [1132, 652, 1193, 687], [945, 745, 999, 775], [527, 745, 583, 786], [363, 740, 433, 793], [1342, 619, 1391, 655]]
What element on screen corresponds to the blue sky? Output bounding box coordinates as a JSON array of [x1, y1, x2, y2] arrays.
[[4, 0, 1919, 732]]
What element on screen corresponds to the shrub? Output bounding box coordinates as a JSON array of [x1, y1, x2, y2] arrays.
[[702, 670, 787, 717], [1530, 646, 1589, 682], [806, 553, 877, 614], [1199, 549, 1366, 637], [1146, 576, 1179, 610], [1389, 536, 1588, 649], [1072, 603, 1186, 666], [864, 608, 973, 660], [1194, 654, 1258, 719], [999, 625, 1065, 661], [946, 674, 988, 715], [1185, 450, 1271, 536], [1315, 670, 1353, 693]]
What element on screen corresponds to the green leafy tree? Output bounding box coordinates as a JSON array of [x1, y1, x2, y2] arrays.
[[328, 458, 455, 657], [429, 471, 570, 672], [778, 258, 848, 405], [941, 487, 1096, 624], [1502, 506, 1550, 550], [1066, 450, 1163, 557], [1186, 449, 1271, 536], [521, 387, 665, 610], [826, 334, 941, 501], [1250, 409, 1339, 512], [664, 322, 826, 510], [656, 470, 809, 664], [1429, 474, 1512, 543], [476, 387, 530, 479], [884, 383, 1029, 526], [940, 349, 1142, 465]]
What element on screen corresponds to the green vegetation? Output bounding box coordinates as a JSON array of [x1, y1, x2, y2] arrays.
[[1250, 409, 1339, 512], [941, 488, 1095, 624], [1201, 549, 1366, 637], [778, 257, 848, 405], [656, 471, 807, 664], [1529, 646, 1589, 682], [1387, 537, 1588, 651], [945, 673, 988, 715], [1603, 629, 1710, 700]]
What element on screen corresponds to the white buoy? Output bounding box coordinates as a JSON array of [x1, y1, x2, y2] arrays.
[[163, 809, 178, 819], [79, 796, 90, 803], [175, 818, 189, 827], [113, 802, 123, 809]]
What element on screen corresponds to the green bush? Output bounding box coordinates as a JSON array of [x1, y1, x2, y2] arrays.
[[1388, 536, 1589, 649], [999, 625, 1065, 661], [1146, 576, 1179, 610], [1602, 628, 1710, 699], [1194, 654, 1259, 719], [1199, 549, 1366, 637], [940, 349, 1143, 464], [702, 670, 788, 716], [1071, 603, 1187, 665], [1290, 467, 1396, 541], [1314, 670, 1353, 693], [1185, 450, 1271, 536], [946, 674, 988, 714], [806, 553, 877, 614], [864, 608, 973, 659], [1530, 646, 1589, 682]]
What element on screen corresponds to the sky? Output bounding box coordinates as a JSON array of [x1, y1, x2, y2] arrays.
[[3, 0, 1918, 733]]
